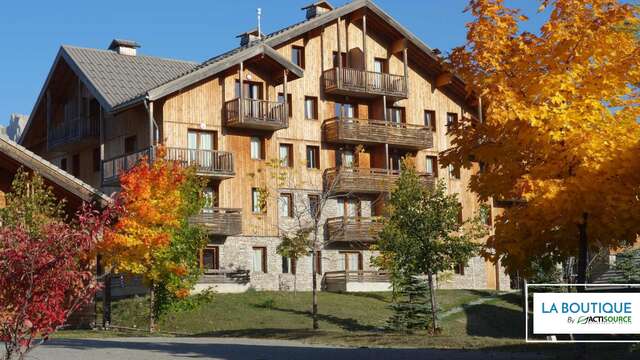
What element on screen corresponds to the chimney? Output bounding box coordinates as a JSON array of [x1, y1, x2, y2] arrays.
[[108, 39, 141, 56], [301, 1, 333, 20], [236, 29, 261, 47]]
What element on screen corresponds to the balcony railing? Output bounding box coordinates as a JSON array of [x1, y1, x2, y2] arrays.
[[325, 216, 383, 243], [165, 147, 235, 178], [323, 117, 433, 150], [225, 98, 288, 130], [324, 167, 435, 194], [48, 116, 99, 150], [189, 208, 242, 236], [200, 269, 250, 284], [323, 67, 408, 99], [324, 270, 390, 292], [102, 147, 153, 186]]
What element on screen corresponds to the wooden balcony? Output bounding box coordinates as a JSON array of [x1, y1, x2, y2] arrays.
[[323, 117, 433, 150], [189, 208, 242, 236], [200, 269, 250, 284], [324, 167, 435, 194], [165, 147, 235, 179], [323, 67, 408, 99], [225, 98, 288, 131], [325, 216, 383, 243], [47, 116, 99, 151], [324, 270, 391, 292], [102, 147, 153, 186]]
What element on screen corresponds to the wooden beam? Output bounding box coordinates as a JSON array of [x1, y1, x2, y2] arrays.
[[283, 69, 288, 124], [362, 14, 367, 72], [435, 71, 453, 88], [337, 17, 342, 69], [239, 62, 244, 123], [390, 38, 407, 54]]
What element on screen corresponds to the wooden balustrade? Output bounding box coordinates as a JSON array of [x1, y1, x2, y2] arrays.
[[165, 147, 235, 178], [225, 98, 288, 130], [48, 116, 99, 150], [324, 167, 435, 194], [102, 147, 154, 186], [189, 207, 242, 236], [200, 269, 250, 284], [323, 67, 408, 99], [325, 216, 383, 243], [324, 270, 390, 292], [323, 117, 433, 150]]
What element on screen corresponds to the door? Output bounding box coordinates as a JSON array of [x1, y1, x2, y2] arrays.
[[389, 153, 402, 171], [373, 58, 386, 90], [188, 130, 215, 169]]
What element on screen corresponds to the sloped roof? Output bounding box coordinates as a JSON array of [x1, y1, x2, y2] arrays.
[[62, 45, 198, 111], [0, 135, 111, 206]]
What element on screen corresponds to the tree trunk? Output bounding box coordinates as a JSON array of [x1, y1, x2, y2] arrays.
[[311, 249, 319, 330], [294, 273, 297, 295], [427, 272, 438, 332], [103, 272, 112, 329], [149, 281, 156, 333], [576, 213, 589, 292]]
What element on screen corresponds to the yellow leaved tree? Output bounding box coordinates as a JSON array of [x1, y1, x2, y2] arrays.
[[442, 0, 640, 283]]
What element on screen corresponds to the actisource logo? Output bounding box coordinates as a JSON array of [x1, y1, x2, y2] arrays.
[[533, 293, 640, 335]]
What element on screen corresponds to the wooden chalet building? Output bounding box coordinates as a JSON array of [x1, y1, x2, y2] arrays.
[[20, 0, 510, 292]]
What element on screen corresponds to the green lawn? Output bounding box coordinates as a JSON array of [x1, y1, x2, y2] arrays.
[[54, 290, 637, 356]]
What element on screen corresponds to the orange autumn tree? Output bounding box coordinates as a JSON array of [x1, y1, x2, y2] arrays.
[[442, 0, 640, 282], [101, 147, 206, 330]]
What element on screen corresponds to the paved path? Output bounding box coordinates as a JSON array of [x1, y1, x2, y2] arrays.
[[24, 337, 548, 360]]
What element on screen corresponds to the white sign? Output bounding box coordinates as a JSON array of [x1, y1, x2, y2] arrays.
[[533, 292, 640, 334]]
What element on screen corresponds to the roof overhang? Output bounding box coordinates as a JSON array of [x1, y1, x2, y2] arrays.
[[0, 136, 111, 207], [148, 44, 304, 102]]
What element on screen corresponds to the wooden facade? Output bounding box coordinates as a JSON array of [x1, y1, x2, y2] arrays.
[[20, 0, 508, 290]]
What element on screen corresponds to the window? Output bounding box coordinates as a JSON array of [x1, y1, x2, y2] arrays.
[[252, 247, 267, 273], [454, 262, 466, 275], [479, 161, 487, 174], [250, 137, 265, 160], [306, 145, 320, 169], [291, 46, 305, 68], [60, 158, 68, 172], [308, 195, 320, 217], [337, 198, 360, 218], [278, 93, 293, 117], [332, 51, 347, 67], [480, 205, 492, 226], [201, 246, 219, 272], [279, 193, 293, 218], [426, 156, 438, 176], [424, 110, 436, 131], [72, 154, 80, 177], [446, 112, 458, 127], [334, 102, 356, 118], [282, 257, 297, 274], [387, 107, 405, 124], [304, 96, 318, 120], [373, 58, 387, 73], [339, 252, 363, 271], [341, 149, 355, 168], [124, 135, 137, 154], [449, 164, 460, 179], [279, 143, 293, 167], [93, 148, 101, 172], [457, 203, 463, 225], [252, 188, 264, 213], [315, 251, 322, 274]]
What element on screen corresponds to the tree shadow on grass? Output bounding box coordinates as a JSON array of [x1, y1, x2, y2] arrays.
[[464, 303, 523, 339], [249, 304, 379, 332], [338, 291, 390, 303]]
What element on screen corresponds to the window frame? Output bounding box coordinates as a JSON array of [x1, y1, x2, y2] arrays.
[[93, 148, 101, 173], [424, 110, 436, 131], [446, 112, 458, 127], [279, 143, 294, 167], [279, 192, 294, 218], [278, 93, 293, 118], [308, 194, 320, 218], [201, 246, 220, 273], [250, 136, 265, 160], [454, 262, 466, 275], [426, 155, 438, 177], [252, 247, 268, 273], [291, 45, 305, 68], [251, 187, 264, 214], [306, 145, 320, 169], [304, 96, 318, 120]]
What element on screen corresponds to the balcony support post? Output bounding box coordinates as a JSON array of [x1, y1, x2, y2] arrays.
[[148, 100, 154, 148], [337, 16, 342, 88], [239, 62, 244, 124], [99, 106, 104, 184], [383, 95, 389, 173], [362, 14, 368, 93], [403, 46, 409, 94], [283, 69, 288, 124]]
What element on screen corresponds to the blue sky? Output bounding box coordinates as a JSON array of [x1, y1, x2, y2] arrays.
[[0, 0, 546, 126]]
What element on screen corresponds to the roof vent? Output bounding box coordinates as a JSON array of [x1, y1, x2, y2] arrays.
[[236, 29, 261, 47], [301, 1, 333, 20], [108, 39, 141, 56]]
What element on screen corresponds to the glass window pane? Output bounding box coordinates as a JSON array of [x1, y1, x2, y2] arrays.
[[426, 157, 434, 174], [188, 132, 197, 150], [250, 137, 260, 159], [253, 249, 263, 272]]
